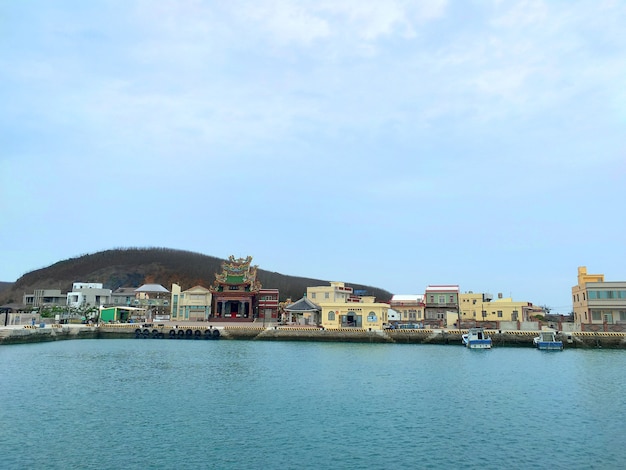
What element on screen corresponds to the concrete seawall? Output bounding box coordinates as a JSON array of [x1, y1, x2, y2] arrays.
[[2, 324, 626, 348]]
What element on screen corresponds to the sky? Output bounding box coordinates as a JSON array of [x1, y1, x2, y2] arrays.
[[1, 0, 625, 313]]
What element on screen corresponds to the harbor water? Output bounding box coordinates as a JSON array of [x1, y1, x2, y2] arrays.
[[1, 339, 624, 469]]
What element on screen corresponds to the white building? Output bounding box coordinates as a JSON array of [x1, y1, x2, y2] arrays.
[[66, 282, 112, 308]]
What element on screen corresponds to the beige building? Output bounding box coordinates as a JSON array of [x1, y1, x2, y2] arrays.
[[308, 282, 389, 329], [458, 292, 538, 325], [307, 282, 359, 304], [170, 284, 212, 321], [572, 266, 626, 326], [320, 301, 389, 329], [389, 294, 424, 323]]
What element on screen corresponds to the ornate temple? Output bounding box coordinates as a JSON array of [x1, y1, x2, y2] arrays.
[[209, 255, 262, 321]]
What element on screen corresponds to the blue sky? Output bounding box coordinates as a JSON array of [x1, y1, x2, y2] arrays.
[[1, 0, 625, 312]]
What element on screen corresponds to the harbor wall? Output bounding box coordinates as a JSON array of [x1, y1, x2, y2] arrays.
[[2, 325, 626, 348]]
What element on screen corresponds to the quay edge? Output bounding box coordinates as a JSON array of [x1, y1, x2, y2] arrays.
[[2, 324, 626, 348]]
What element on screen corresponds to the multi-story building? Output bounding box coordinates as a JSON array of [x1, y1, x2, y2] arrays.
[[305, 281, 389, 329], [209, 255, 262, 321], [389, 294, 424, 323], [111, 287, 138, 307], [170, 284, 211, 322], [66, 282, 112, 309], [572, 266, 626, 327], [458, 292, 538, 326], [307, 281, 359, 304], [257, 288, 279, 323], [424, 285, 459, 325], [23, 289, 66, 308], [134, 284, 171, 319]]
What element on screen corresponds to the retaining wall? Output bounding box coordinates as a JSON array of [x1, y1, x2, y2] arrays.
[[2, 325, 626, 348]]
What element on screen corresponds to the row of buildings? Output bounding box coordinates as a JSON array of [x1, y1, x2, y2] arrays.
[[7, 261, 626, 331]]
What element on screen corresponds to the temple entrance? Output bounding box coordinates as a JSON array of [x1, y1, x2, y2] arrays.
[[230, 303, 238, 318]]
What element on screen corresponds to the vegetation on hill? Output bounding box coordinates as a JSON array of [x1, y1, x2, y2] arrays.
[[0, 248, 393, 305]]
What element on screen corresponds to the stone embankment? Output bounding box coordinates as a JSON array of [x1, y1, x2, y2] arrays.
[[2, 323, 626, 348]]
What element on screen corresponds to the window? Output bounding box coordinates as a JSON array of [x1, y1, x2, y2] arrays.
[[325, 292, 329, 299], [430, 295, 434, 303], [592, 311, 601, 321], [311, 293, 316, 299], [619, 311, 626, 321], [583, 292, 586, 301], [449, 295, 454, 303], [497, 311, 503, 318], [438, 295, 445, 304], [328, 311, 335, 321]]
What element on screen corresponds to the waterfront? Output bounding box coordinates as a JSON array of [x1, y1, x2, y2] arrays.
[[1, 340, 625, 469]]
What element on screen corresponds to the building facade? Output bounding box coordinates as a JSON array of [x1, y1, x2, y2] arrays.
[[257, 288, 279, 322], [134, 284, 171, 319], [111, 287, 138, 307], [170, 284, 212, 322], [319, 300, 389, 329], [23, 289, 66, 308], [389, 294, 424, 323], [572, 266, 626, 327], [307, 282, 359, 304], [209, 255, 261, 321], [424, 285, 459, 326], [458, 292, 538, 326], [66, 282, 112, 309]]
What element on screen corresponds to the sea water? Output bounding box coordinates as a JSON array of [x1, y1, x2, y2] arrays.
[[0, 339, 624, 469]]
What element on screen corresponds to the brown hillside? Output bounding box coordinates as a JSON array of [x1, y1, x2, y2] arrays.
[[0, 248, 393, 305]]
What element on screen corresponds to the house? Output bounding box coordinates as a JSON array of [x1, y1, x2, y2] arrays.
[[66, 282, 112, 309], [572, 266, 626, 330], [306, 281, 389, 329], [390, 294, 424, 323], [134, 284, 171, 320], [111, 287, 138, 307], [458, 292, 540, 327], [170, 284, 212, 322], [23, 289, 66, 309], [424, 285, 459, 327]]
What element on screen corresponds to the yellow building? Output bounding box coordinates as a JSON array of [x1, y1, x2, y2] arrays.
[[458, 292, 539, 325], [170, 283, 212, 321], [319, 301, 389, 329], [307, 282, 389, 329], [307, 281, 358, 304]]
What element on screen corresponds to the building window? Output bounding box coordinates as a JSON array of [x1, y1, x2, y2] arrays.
[[311, 293, 316, 299], [328, 311, 335, 321], [325, 292, 329, 299], [438, 295, 445, 304], [449, 295, 454, 303], [583, 292, 586, 301], [430, 295, 434, 303], [619, 311, 626, 321], [497, 311, 503, 318], [592, 311, 601, 321]]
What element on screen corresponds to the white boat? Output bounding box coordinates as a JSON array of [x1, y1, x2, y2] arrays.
[[533, 331, 563, 351], [462, 327, 492, 349]]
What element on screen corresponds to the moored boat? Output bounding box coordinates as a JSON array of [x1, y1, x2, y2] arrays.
[[533, 331, 563, 350], [462, 327, 492, 349]]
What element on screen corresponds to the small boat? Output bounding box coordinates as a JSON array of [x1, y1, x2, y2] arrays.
[[533, 331, 563, 350], [462, 327, 492, 349]]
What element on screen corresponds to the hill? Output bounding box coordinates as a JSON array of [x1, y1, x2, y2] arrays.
[[0, 248, 393, 305]]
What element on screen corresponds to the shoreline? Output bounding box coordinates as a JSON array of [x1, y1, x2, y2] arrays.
[[2, 323, 626, 348]]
